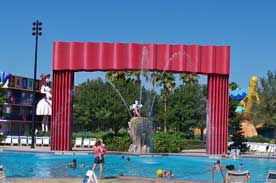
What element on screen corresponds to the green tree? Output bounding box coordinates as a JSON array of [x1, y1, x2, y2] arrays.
[[151, 72, 175, 133], [229, 81, 240, 129], [229, 82, 239, 90], [167, 83, 204, 138], [252, 70, 276, 142], [197, 84, 207, 141], [0, 84, 8, 103], [105, 71, 126, 81], [125, 71, 150, 106], [179, 73, 199, 85], [73, 78, 141, 134], [73, 76, 144, 133], [228, 82, 249, 152], [0, 84, 8, 118], [0, 84, 8, 140], [125, 71, 149, 84], [179, 73, 206, 140], [228, 113, 248, 152]]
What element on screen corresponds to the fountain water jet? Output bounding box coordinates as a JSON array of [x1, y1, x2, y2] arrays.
[[148, 51, 191, 118], [105, 79, 132, 118], [139, 47, 149, 105]]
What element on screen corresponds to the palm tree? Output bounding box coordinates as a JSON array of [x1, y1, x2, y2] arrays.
[[126, 71, 149, 104], [105, 71, 126, 81], [180, 73, 199, 85], [125, 71, 148, 84], [152, 72, 176, 133]]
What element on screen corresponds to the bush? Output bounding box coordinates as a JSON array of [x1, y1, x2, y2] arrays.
[[0, 135, 5, 144], [153, 132, 205, 153], [182, 139, 205, 150], [35, 131, 50, 137], [102, 132, 131, 151], [72, 131, 205, 152], [72, 131, 106, 140], [153, 132, 184, 153], [246, 135, 270, 143], [72, 131, 131, 151]]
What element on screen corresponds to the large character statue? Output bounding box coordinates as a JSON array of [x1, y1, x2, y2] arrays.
[[230, 76, 260, 137], [240, 76, 260, 114], [129, 100, 143, 117], [36, 73, 52, 132]]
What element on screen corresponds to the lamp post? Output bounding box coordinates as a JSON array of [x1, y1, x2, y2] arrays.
[[31, 20, 42, 148]]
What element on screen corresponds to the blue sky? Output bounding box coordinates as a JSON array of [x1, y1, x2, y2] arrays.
[[1, 0, 276, 88]]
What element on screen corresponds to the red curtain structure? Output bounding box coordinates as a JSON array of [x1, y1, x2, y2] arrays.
[[51, 41, 230, 154]]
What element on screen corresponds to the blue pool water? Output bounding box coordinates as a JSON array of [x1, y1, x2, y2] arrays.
[[0, 151, 275, 182]]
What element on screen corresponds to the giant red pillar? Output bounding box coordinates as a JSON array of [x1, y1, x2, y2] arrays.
[[51, 71, 74, 151], [207, 74, 229, 154]]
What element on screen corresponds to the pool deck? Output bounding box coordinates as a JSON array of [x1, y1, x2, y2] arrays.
[[0, 146, 274, 183]]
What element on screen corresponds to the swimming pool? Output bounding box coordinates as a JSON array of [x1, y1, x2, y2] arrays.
[[0, 151, 275, 182]]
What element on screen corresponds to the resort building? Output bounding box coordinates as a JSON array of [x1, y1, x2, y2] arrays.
[[0, 74, 43, 136]]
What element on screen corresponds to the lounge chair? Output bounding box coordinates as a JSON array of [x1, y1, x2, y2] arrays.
[[42, 136, 50, 146], [247, 142, 257, 152], [19, 136, 27, 146], [27, 136, 32, 146], [257, 144, 268, 154], [4, 136, 12, 145], [35, 137, 43, 146], [266, 170, 276, 183], [83, 138, 90, 148], [89, 138, 96, 147], [267, 145, 276, 155], [225, 170, 250, 183], [11, 136, 19, 146], [75, 137, 82, 148]]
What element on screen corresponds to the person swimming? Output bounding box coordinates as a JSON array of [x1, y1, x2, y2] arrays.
[[67, 159, 77, 168], [156, 169, 163, 178], [212, 160, 224, 170], [166, 170, 174, 178], [211, 160, 225, 180], [80, 162, 85, 168]]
